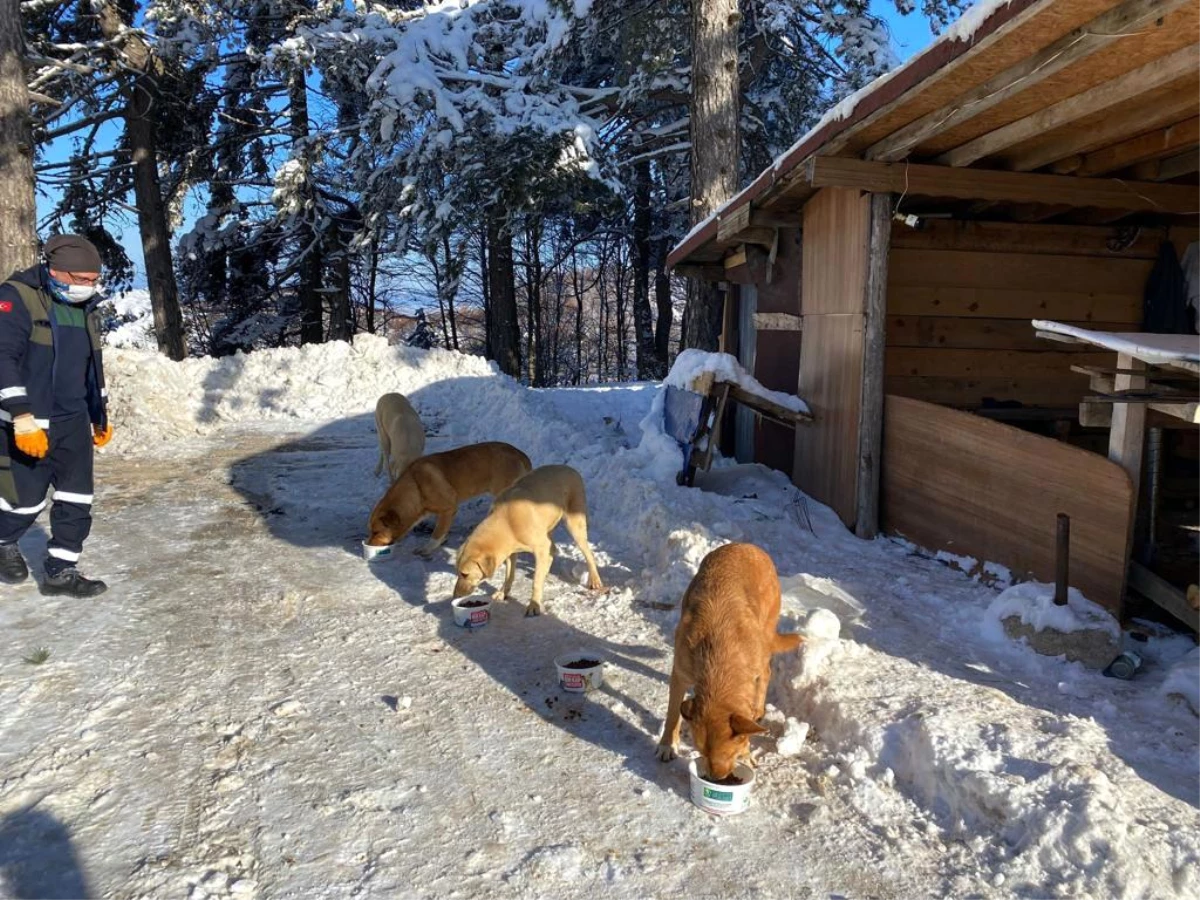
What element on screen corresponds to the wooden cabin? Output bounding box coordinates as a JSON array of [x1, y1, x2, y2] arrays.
[[668, 0, 1200, 626]]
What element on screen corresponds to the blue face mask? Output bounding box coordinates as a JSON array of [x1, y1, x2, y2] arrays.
[[48, 275, 103, 305]]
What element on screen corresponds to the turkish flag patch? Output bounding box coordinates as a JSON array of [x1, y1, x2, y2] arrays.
[[0, 301, 11, 313]]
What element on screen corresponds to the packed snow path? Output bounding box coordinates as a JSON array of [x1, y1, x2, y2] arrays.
[[1, 340, 1197, 900]]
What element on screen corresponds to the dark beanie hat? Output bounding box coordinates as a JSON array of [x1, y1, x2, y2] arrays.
[[44, 234, 103, 273]]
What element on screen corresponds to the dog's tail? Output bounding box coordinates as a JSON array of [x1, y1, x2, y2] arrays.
[[772, 632, 803, 654]]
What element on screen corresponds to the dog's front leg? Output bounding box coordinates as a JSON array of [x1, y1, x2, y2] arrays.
[[494, 554, 517, 602], [415, 509, 455, 558], [655, 669, 689, 761], [524, 543, 553, 616]]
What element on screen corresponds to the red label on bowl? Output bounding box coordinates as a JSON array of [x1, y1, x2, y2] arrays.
[[562, 673, 585, 689], [469, 610, 489, 625]]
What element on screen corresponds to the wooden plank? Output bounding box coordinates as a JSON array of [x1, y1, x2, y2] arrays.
[[1108, 353, 1147, 608], [887, 316, 1134, 350], [885, 373, 1093, 408], [888, 286, 1144, 322], [934, 43, 1200, 168], [886, 348, 1113, 379], [753, 312, 803, 331], [889, 248, 1153, 293], [801, 188, 871, 315], [727, 383, 812, 425], [881, 394, 1133, 614], [1129, 561, 1199, 631], [1155, 149, 1200, 181], [1068, 116, 1200, 177], [865, 0, 1194, 163], [806, 156, 1200, 214], [890, 219, 1166, 258], [857, 193, 891, 539], [717, 203, 752, 244], [1002, 81, 1200, 172], [795, 314, 865, 527]]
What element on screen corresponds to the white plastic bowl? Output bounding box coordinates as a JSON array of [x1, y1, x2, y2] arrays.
[[688, 759, 755, 816], [553, 650, 604, 692], [451, 596, 492, 628], [362, 540, 394, 562]]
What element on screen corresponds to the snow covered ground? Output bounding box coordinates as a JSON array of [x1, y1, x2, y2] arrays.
[[1, 335, 1197, 900]]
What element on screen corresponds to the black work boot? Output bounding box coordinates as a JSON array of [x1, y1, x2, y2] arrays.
[[0, 543, 29, 584], [40, 566, 107, 598]]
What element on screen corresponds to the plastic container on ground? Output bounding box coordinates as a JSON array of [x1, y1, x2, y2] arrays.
[[554, 651, 604, 692], [688, 759, 755, 816]]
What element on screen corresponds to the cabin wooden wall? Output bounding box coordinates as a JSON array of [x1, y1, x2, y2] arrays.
[[793, 188, 872, 525], [885, 220, 1160, 409]]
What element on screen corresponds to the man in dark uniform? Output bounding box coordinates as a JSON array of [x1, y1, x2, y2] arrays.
[[0, 234, 113, 597]]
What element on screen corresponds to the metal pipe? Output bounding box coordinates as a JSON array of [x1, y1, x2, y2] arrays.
[[1055, 513, 1071, 606], [1140, 426, 1163, 566]]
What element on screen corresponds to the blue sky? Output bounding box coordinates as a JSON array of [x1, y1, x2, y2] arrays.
[[35, 2, 944, 286]]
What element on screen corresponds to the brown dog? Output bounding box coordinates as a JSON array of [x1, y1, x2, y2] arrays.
[[374, 392, 425, 482], [366, 442, 531, 558], [655, 543, 802, 779], [452, 464, 604, 616]]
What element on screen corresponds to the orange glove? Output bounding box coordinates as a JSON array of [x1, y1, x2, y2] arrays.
[[13, 414, 49, 459], [93, 423, 113, 448]]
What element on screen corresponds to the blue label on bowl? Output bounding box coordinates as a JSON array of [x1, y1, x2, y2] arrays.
[[703, 787, 734, 802]]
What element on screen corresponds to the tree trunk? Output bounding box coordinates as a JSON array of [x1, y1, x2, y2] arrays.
[[652, 237, 673, 364], [288, 68, 323, 345], [527, 221, 544, 386], [572, 247, 583, 385], [631, 159, 662, 379], [682, 0, 739, 352], [366, 235, 379, 334], [327, 246, 351, 342], [96, 2, 187, 359], [443, 234, 459, 351], [0, 0, 37, 277], [485, 217, 521, 378]]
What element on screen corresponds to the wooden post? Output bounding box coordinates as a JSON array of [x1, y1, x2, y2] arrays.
[[855, 192, 891, 539], [1108, 353, 1147, 618], [1054, 513, 1070, 605]]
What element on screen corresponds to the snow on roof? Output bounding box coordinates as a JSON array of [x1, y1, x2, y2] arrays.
[[669, 0, 1019, 266]]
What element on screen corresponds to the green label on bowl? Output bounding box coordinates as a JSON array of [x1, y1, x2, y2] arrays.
[[703, 787, 734, 802]]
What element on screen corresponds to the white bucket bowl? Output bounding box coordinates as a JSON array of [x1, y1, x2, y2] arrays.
[[451, 596, 492, 628], [688, 759, 755, 816], [362, 540, 394, 562], [554, 651, 604, 692]]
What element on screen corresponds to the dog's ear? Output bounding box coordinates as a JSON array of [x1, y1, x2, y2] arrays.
[[481, 554, 497, 577], [680, 699, 694, 722], [730, 713, 766, 736]]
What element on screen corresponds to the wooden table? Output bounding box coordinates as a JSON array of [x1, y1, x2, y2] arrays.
[[1033, 320, 1199, 629]]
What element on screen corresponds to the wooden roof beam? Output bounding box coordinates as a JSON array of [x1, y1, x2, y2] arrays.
[[715, 203, 798, 246], [866, 0, 1193, 164], [1004, 86, 1199, 172], [934, 43, 1200, 168], [1055, 116, 1200, 177], [805, 157, 1200, 214], [1131, 147, 1200, 181]]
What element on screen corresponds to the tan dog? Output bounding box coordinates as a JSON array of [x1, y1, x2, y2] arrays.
[[374, 392, 426, 482], [366, 442, 531, 558], [655, 543, 802, 779], [452, 464, 604, 616]]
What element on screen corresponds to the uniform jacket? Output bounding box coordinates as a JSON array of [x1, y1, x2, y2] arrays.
[[0, 265, 108, 431]]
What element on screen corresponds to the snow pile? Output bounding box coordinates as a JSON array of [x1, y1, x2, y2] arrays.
[[664, 349, 810, 414], [982, 581, 1120, 642], [103, 334, 500, 450], [101, 289, 157, 351], [1162, 647, 1199, 715]]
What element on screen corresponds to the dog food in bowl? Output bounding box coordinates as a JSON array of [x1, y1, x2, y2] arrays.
[[451, 596, 492, 628], [362, 540, 394, 562], [554, 651, 604, 692], [688, 759, 755, 816]]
